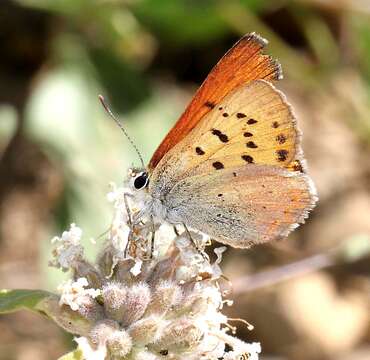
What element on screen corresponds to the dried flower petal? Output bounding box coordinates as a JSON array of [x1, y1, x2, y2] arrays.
[[50, 223, 84, 271], [58, 278, 101, 312]]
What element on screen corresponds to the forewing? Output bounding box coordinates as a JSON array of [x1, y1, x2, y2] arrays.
[[164, 165, 317, 248], [148, 33, 282, 171], [149, 80, 303, 197]]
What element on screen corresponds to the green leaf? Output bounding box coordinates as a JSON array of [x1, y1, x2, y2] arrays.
[[0, 289, 95, 336], [58, 349, 83, 360], [0, 289, 54, 314]]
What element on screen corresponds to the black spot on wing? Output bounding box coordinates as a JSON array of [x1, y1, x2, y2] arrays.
[[236, 112, 246, 118], [247, 118, 258, 125], [241, 155, 254, 163], [276, 133, 287, 144], [272, 121, 279, 128], [211, 129, 229, 143], [204, 101, 215, 109], [243, 132, 253, 137], [246, 141, 258, 148], [212, 161, 224, 170], [276, 149, 289, 161], [195, 147, 205, 155]]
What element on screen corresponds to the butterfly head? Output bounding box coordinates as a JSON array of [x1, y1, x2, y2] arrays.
[[127, 168, 149, 191]]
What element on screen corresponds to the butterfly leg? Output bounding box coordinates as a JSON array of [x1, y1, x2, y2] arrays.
[[123, 192, 134, 226], [122, 192, 133, 258], [183, 224, 209, 261], [173, 225, 180, 236], [149, 216, 156, 259]]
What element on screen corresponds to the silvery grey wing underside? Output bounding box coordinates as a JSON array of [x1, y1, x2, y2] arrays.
[[162, 163, 317, 248]]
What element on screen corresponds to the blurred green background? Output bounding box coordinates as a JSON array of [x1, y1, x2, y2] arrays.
[[0, 0, 369, 359]]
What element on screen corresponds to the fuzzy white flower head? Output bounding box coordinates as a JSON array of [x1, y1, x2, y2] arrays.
[[46, 184, 262, 360], [49, 223, 84, 271], [58, 277, 101, 311]]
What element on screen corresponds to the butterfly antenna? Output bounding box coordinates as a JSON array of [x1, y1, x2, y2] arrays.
[[98, 95, 145, 168]]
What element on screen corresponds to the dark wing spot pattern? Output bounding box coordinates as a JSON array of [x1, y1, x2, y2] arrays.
[[276, 149, 289, 161], [212, 161, 224, 170], [246, 141, 258, 148], [276, 133, 287, 144], [195, 146, 205, 155], [204, 101, 215, 109], [241, 155, 254, 163], [243, 132, 253, 137], [247, 118, 258, 125], [211, 129, 229, 143], [236, 112, 246, 118], [272, 121, 279, 128], [222, 112, 229, 117]]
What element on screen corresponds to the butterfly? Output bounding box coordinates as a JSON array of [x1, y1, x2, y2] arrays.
[[113, 33, 317, 249]]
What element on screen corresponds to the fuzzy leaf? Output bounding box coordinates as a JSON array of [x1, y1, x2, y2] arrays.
[[0, 289, 55, 314], [58, 349, 83, 360]]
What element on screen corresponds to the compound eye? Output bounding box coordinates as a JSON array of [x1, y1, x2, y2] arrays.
[[133, 172, 148, 190]]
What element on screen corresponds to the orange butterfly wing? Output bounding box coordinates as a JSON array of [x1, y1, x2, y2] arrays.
[[148, 32, 282, 171]]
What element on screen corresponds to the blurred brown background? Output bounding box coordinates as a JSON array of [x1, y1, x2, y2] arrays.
[[0, 0, 369, 359]]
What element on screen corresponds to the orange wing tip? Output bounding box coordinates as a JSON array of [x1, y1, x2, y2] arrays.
[[242, 32, 283, 81]]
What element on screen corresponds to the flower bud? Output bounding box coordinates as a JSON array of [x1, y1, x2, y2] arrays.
[[154, 317, 204, 353], [121, 283, 151, 326], [89, 319, 119, 346], [76, 296, 104, 323], [106, 330, 132, 359], [128, 315, 164, 345], [146, 280, 182, 316], [102, 282, 127, 321], [181, 296, 209, 317]]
